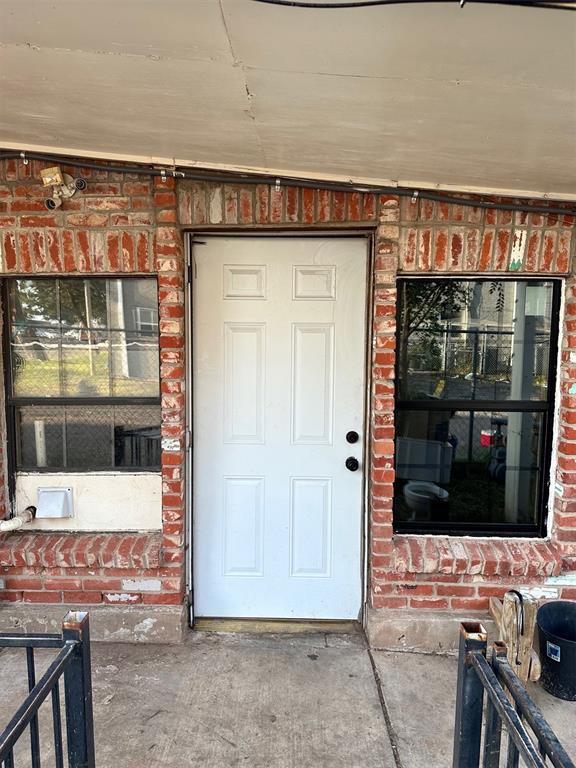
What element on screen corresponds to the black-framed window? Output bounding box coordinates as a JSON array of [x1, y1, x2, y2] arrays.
[[393, 278, 560, 537], [4, 277, 161, 474]]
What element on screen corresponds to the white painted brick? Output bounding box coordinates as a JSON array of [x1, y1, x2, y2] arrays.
[[0, 578, 4, 590], [121, 578, 162, 593], [545, 573, 576, 587], [522, 586, 559, 600], [104, 593, 140, 604]]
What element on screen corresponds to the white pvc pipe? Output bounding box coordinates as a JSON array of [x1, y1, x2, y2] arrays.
[[0, 508, 35, 532]]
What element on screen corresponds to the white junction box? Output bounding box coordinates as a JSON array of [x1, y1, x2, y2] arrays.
[[36, 487, 74, 519]]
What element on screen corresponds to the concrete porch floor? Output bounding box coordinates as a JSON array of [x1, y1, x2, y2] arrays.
[[0, 631, 574, 767]]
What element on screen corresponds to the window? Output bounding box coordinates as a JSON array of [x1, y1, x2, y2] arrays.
[[5, 278, 161, 472], [394, 279, 560, 536]]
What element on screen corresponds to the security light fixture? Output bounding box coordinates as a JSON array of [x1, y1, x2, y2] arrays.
[[40, 165, 88, 210]]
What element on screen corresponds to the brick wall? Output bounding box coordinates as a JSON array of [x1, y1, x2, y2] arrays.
[[0, 158, 186, 607], [179, 181, 576, 614], [371, 196, 576, 612], [0, 156, 575, 617]]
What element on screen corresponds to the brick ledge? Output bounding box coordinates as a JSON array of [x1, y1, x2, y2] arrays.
[[0, 532, 162, 570], [390, 535, 562, 578]]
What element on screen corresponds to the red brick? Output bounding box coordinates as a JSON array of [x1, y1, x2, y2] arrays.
[[270, 187, 283, 223], [332, 191, 345, 222], [556, 231, 571, 273], [451, 231, 463, 269], [82, 577, 123, 591], [0, 591, 24, 602], [23, 591, 63, 603], [436, 585, 476, 597], [2, 232, 17, 270], [541, 231, 556, 271], [410, 598, 449, 609], [418, 229, 431, 271], [239, 189, 253, 224], [302, 188, 314, 224], [142, 593, 182, 605], [433, 229, 448, 270], [363, 194, 376, 221], [4, 576, 43, 590], [20, 215, 58, 227], [451, 597, 489, 611], [494, 230, 510, 270], [348, 192, 361, 221], [44, 577, 82, 591], [286, 188, 299, 222], [317, 190, 330, 222], [478, 230, 494, 270], [256, 185, 269, 224], [403, 229, 417, 269], [63, 591, 103, 604]]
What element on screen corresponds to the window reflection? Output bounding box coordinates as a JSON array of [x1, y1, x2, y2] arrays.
[[9, 278, 159, 398], [398, 281, 553, 402], [394, 410, 544, 527]]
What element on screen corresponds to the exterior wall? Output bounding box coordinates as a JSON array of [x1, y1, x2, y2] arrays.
[[0, 155, 575, 627], [16, 473, 162, 531], [179, 181, 576, 618], [372, 198, 576, 616], [0, 158, 186, 609]]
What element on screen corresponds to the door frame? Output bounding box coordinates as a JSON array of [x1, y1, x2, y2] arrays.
[[184, 229, 376, 625]]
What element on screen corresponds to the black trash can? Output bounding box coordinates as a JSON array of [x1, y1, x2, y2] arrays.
[[536, 600, 576, 701]]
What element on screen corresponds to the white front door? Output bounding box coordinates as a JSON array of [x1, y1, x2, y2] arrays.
[[193, 236, 368, 619]]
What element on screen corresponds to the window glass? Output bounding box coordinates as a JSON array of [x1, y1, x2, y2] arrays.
[[8, 278, 160, 399], [59, 279, 108, 329], [394, 278, 558, 536], [7, 278, 161, 473], [8, 279, 60, 326], [11, 327, 61, 397], [15, 405, 161, 471], [16, 406, 64, 469], [397, 281, 554, 402], [110, 330, 159, 397], [61, 331, 111, 397], [394, 409, 543, 527]]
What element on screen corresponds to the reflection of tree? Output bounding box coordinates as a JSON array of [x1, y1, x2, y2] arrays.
[[398, 281, 469, 399], [12, 279, 107, 327]]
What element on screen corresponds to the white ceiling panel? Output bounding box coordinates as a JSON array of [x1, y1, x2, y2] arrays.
[[0, 0, 574, 197]]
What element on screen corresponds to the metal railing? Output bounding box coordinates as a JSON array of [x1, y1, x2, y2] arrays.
[[0, 611, 95, 768], [453, 622, 575, 768]]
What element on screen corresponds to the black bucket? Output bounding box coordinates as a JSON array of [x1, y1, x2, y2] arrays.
[[536, 600, 576, 701]]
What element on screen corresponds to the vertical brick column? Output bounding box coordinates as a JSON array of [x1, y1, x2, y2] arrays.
[[370, 195, 400, 607], [153, 177, 186, 590]]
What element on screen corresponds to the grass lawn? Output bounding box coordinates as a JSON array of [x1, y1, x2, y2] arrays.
[[13, 346, 158, 397]]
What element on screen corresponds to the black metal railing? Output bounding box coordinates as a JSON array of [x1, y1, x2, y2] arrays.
[[0, 611, 95, 768], [453, 622, 575, 768]]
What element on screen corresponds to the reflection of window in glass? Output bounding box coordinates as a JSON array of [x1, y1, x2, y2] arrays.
[[133, 306, 158, 335], [394, 279, 559, 537], [6, 278, 161, 471]]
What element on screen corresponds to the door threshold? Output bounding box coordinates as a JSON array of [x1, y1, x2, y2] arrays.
[[193, 618, 361, 634]]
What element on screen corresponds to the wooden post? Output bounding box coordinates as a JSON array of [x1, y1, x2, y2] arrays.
[[489, 592, 541, 683]]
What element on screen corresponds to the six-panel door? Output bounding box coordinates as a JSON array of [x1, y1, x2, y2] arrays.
[[193, 236, 368, 619]]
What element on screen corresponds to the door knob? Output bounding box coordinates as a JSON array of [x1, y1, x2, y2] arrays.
[[345, 457, 359, 472], [346, 431, 359, 444]]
